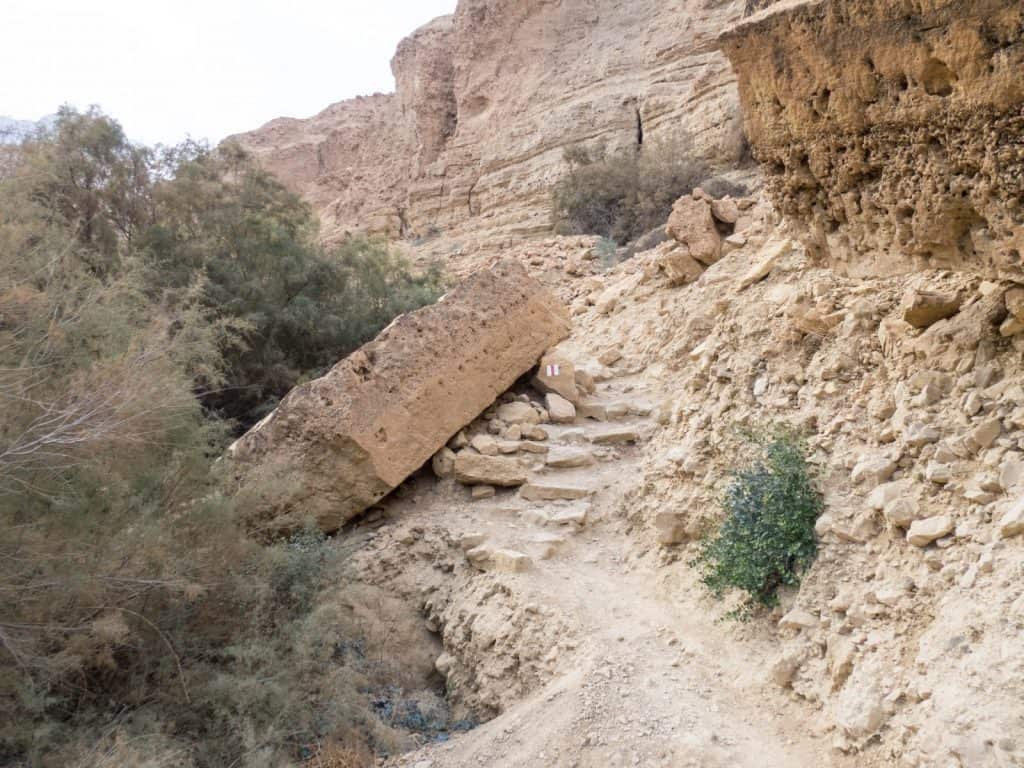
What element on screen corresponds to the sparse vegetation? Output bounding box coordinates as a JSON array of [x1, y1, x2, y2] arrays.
[[695, 427, 823, 613], [0, 107, 446, 767], [550, 139, 748, 246]]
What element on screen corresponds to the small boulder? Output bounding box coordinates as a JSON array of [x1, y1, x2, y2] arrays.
[[710, 197, 740, 224], [658, 245, 705, 286], [545, 393, 577, 424], [901, 289, 961, 328], [907, 515, 955, 547], [779, 609, 819, 630], [654, 511, 689, 545], [884, 497, 922, 528], [997, 497, 1024, 538], [533, 355, 579, 403], [665, 194, 722, 265], [454, 453, 528, 487], [867, 480, 912, 511], [471, 434, 501, 456], [496, 401, 541, 426], [851, 454, 898, 485], [432, 447, 456, 478], [492, 549, 532, 573]]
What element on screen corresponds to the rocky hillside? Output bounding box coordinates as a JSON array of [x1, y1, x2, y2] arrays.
[[230, 0, 749, 245]]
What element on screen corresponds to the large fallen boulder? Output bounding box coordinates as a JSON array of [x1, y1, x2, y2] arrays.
[[228, 259, 570, 534]]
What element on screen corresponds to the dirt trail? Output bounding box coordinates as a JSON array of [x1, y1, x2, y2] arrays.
[[385, 371, 837, 768]]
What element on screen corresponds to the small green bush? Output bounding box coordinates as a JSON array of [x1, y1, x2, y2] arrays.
[[695, 428, 822, 611]]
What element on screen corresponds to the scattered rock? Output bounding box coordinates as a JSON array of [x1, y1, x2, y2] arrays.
[[492, 549, 533, 573], [454, 453, 529, 487], [432, 447, 456, 478], [901, 289, 961, 328], [533, 355, 579, 403], [779, 609, 819, 630], [471, 434, 501, 456], [545, 393, 577, 424], [997, 497, 1024, 538], [907, 515, 955, 547], [665, 194, 722, 265], [471, 485, 496, 500], [739, 238, 791, 289], [496, 401, 542, 426], [520, 483, 593, 502], [545, 448, 596, 469], [591, 428, 640, 445]]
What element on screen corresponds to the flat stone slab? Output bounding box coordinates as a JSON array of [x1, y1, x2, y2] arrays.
[[520, 483, 593, 501], [590, 428, 640, 445]]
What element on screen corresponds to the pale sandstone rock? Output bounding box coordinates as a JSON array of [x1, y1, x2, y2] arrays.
[[900, 290, 963, 329], [496, 401, 542, 426], [851, 454, 898, 485], [884, 497, 922, 529], [997, 498, 1024, 538], [545, 448, 596, 469], [471, 434, 501, 456], [228, 260, 567, 533], [867, 480, 912, 511], [836, 684, 886, 740], [779, 609, 819, 630], [653, 511, 689, 546], [471, 484, 496, 500], [658, 245, 705, 287], [907, 515, 955, 547], [492, 549, 532, 573], [454, 452, 529, 487], [968, 418, 1002, 451], [545, 393, 577, 424], [432, 447, 456, 478], [722, 0, 1024, 280], [590, 428, 640, 445], [665, 195, 722, 265], [520, 483, 593, 502], [710, 197, 740, 224], [739, 238, 791, 289], [533, 355, 579, 404]]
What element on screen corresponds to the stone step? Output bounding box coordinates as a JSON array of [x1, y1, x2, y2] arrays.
[[590, 427, 642, 445], [520, 483, 593, 502]]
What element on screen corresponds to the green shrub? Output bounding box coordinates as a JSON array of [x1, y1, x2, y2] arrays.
[[694, 428, 822, 612], [0, 107, 447, 767], [550, 139, 749, 245]]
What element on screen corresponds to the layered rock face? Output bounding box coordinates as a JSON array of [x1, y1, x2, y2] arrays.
[[231, 0, 748, 244], [721, 0, 1024, 279], [228, 260, 570, 534]]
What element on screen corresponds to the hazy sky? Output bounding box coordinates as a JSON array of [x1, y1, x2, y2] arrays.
[[2, 0, 456, 146]]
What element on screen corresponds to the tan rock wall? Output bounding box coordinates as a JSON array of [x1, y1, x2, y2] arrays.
[[720, 0, 1024, 279], [229, 260, 570, 534], [230, 0, 749, 245]]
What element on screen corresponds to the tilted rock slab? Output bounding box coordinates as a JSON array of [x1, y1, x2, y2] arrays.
[[228, 260, 570, 534], [720, 0, 1024, 280]]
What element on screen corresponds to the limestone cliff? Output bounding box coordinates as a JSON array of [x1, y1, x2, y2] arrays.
[[231, 0, 749, 244], [721, 0, 1024, 279]]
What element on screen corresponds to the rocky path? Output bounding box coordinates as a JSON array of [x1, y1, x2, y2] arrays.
[[385, 371, 835, 768]]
